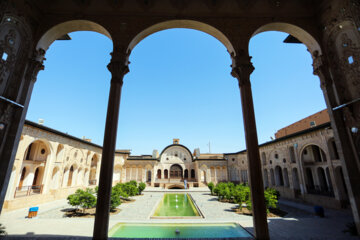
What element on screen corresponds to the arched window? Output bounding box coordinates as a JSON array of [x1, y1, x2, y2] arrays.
[[261, 152, 266, 165], [263, 169, 269, 188], [191, 169, 195, 179], [147, 170, 151, 182], [302, 145, 327, 162], [292, 168, 300, 190], [169, 165, 182, 178], [32, 168, 40, 186], [325, 167, 333, 192], [157, 169, 161, 179], [283, 168, 289, 187], [328, 138, 339, 160], [184, 169, 188, 178], [18, 167, 27, 189], [305, 168, 315, 191], [68, 166, 74, 187], [270, 169, 275, 186], [317, 167, 328, 192], [164, 169, 169, 179], [289, 146, 296, 163], [275, 166, 284, 186]]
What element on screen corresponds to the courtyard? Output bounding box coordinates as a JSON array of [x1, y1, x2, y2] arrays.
[[0, 189, 356, 239]]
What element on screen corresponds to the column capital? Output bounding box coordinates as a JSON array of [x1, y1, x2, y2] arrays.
[[107, 47, 130, 85], [230, 52, 254, 87], [312, 51, 333, 90], [25, 48, 46, 83]]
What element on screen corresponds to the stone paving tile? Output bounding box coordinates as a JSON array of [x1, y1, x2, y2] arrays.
[[0, 191, 357, 239]]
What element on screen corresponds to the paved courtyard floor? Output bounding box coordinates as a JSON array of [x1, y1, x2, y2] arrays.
[[0, 190, 357, 239]]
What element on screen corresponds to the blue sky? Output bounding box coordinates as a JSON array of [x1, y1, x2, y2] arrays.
[[27, 29, 326, 155]]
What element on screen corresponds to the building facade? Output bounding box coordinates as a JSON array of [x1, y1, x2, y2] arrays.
[[4, 110, 349, 211]]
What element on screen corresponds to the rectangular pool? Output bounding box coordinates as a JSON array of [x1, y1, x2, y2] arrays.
[[152, 193, 201, 218], [109, 223, 253, 239]]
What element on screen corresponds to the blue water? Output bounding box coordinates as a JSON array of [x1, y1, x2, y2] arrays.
[[109, 223, 253, 238]]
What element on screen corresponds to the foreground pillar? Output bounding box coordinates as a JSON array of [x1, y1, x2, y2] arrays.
[[317, 0, 360, 232], [0, 12, 42, 212], [231, 53, 269, 240], [93, 49, 129, 240], [313, 51, 360, 232]]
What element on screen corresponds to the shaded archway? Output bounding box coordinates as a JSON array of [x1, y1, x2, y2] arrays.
[[317, 167, 328, 192], [167, 184, 184, 189], [270, 169, 275, 186], [275, 166, 284, 186], [191, 169, 195, 179], [334, 166, 349, 201], [50, 167, 60, 190], [263, 169, 269, 188], [56, 144, 65, 162], [328, 138, 340, 160], [67, 166, 74, 187], [89, 155, 99, 185], [301, 145, 327, 163], [147, 170, 151, 182], [283, 168, 290, 187], [305, 168, 315, 191], [184, 169, 188, 179], [289, 146, 296, 163], [24, 140, 51, 162], [32, 167, 44, 186], [18, 167, 27, 189], [292, 168, 301, 191]]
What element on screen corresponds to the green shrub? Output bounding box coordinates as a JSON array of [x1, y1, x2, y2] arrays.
[[264, 188, 278, 211], [67, 190, 81, 209], [112, 183, 129, 198], [207, 182, 214, 195], [67, 189, 96, 212], [233, 184, 250, 208], [138, 182, 146, 194], [129, 180, 138, 187], [211, 182, 278, 213], [110, 190, 121, 211], [123, 182, 138, 196], [0, 223, 6, 236]]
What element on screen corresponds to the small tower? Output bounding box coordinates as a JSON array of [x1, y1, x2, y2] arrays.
[[173, 138, 180, 144]]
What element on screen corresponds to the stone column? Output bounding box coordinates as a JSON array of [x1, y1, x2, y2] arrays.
[[0, 11, 44, 211], [295, 145, 307, 194], [231, 53, 269, 239], [313, 50, 360, 231], [0, 47, 45, 211], [41, 142, 58, 194], [93, 49, 129, 240]]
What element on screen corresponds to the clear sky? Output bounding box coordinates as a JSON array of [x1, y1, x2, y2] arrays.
[[27, 29, 326, 155]]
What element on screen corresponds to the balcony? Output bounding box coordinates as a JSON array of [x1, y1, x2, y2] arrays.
[[14, 185, 43, 198]]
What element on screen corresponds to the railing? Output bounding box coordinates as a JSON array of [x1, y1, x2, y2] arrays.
[[14, 185, 43, 198], [89, 180, 97, 185], [155, 178, 197, 183]]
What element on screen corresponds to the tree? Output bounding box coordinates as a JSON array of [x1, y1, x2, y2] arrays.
[[138, 182, 146, 194]]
